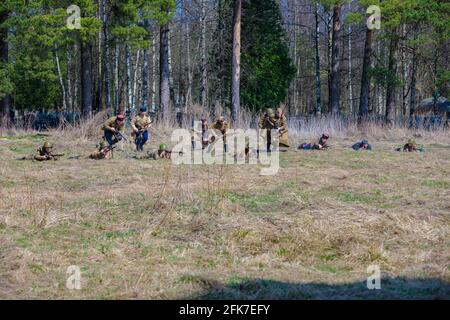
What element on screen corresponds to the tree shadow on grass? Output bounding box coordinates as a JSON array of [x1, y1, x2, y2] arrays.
[[182, 276, 450, 300]]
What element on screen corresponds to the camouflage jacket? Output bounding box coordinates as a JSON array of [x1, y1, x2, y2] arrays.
[[34, 148, 54, 161]]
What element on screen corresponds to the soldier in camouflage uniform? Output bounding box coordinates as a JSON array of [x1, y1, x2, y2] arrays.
[[210, 116, 230, 152], [131, 107, 152, 151], [398, 138, 424, 152], [101, 113, 125, 147], [34, 142, 63, 161], [88, 141, 113, 160], [145, 144, 174, 160]]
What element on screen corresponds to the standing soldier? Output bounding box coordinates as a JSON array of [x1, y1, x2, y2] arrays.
[[34, 142, 64, 161], [131, 106, 152, 151], [274, 108, 290, 148], [101, 113, 126, 147], [259, 108, 276, 152], [211, 116, 230, 152]]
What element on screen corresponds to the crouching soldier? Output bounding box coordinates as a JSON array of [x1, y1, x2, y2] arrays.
[[89, 141, 113, 159], [210, 116, 230, 152], [101, 113, 126, 147], [352, 139, 372, 151], [34, 142, 64, 161], [131, 107, 152, 151]]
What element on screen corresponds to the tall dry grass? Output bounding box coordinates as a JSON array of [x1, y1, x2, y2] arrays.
[[1, 106, 449, 145]]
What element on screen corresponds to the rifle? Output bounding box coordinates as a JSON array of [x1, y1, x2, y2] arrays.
[[49, 153, 65, 160], [264, 114, 278, 129], [114, 130, 128, 142]]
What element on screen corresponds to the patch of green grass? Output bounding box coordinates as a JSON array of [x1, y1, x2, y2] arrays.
[[225, 191, 281, 213], [15, 235, 31, 248], [1, 133, 48, 141], [232, 228, 252, 241], [8, 143, 36, 154], [314, 263, 352, 274], [28, 262, 44, 273], [0, 179, 16, 188], [337, 189, 398, 209], [102, 229, 136, 240], [320, 247, 339, 261], [422, 179, 450, 189]]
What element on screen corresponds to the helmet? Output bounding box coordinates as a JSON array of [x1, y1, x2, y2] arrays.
[[159, 144, 167, 151], [362, 139, 369, 145], [408, 139, 416, 145], [266, 108, 274, 116], [218, 116, 225, 122], [139, 106, 147, 113], [99, 141, 106, 148], [43, 142, 53, 149]]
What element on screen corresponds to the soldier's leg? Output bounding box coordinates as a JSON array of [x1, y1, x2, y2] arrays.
[[141, 130, 149, 151], [104, 130, 115, 147], [266, 130, 272, 153]]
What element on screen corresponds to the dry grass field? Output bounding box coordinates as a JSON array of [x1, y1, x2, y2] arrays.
[[0, 124, 449, 299]]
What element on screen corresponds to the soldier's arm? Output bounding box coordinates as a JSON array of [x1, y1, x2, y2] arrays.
[[131, 118, 138, 132], [279, 118, 288, 133], [102, 118, 115, 132], [258, 117, 265, 129], [34, 153, 48, 161]]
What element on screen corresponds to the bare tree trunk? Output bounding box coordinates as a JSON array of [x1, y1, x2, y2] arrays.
[[81, 40, 93, 118], [143, 46, 149, 111], [66, 47, 74, 112], [0, 10, 10, 124], [409, 42, 417, 117], [348, 24, 353, 115], [102, 0, 111, 113], [168, 32, 176, 108], [314, 3, 321, 115], [231, 0, 241, 126], [114, 43, 119, 113], [133, 50, 141, 110], [200, 0, 208, 110], [385, 35, 399, 125], [151, 33, 157, 113], [126, 46, 132, 112], [54, 44, 68, 112], [185, 21, 192, 112], [359, 27, 373, 119], [330, 4, 341, 115], [160, 23, 170, 120]]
